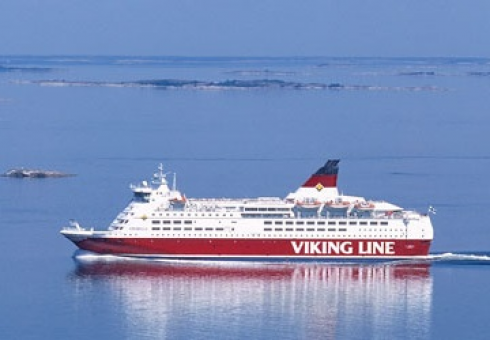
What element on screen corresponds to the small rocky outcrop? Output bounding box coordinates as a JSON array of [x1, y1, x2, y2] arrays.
[[1, 168, 75, 178]]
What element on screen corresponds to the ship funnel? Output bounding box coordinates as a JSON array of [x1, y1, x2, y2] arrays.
[[286, 159, 340, 201], [301, 159, 340, 189]]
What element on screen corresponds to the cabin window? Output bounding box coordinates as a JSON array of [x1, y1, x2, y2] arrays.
[[274, 221, 283, 225], [317, 228, 325, 232], [317, 221, 325, 225], [264, 228, 272, 231], [264, 221, 272, 225], [328, 221, 336, 225], [152, 220, 160, 224], [370, 222, 378, 226], [349, 221, 357, 225]]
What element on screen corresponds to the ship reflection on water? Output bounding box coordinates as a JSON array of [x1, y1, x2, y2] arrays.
[[69, 257, 432, 339]]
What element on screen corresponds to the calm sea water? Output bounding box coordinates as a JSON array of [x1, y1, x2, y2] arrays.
[[1, 56, 490, 339]]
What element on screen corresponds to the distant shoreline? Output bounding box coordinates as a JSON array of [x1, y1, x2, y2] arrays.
[[17, 78, 444, 92]]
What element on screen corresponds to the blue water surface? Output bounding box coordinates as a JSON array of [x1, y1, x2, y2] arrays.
[[1, 56, 490, 339]]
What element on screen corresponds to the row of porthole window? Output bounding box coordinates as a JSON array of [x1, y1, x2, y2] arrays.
[[264, 227, 399, 232], [151, 220, 193, 225], [264, 221, 389, 226], [135, 233, 405, 239], [151, 226, 225, 231], [151, 213, 236, 217]]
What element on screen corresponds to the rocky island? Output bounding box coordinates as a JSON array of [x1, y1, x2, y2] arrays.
[[1, 168, 75, 178]]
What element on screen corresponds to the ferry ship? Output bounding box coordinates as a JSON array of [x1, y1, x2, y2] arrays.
[[61, 160, 434, 260]]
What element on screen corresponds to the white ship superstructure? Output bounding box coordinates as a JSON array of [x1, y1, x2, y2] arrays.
[[61, 160, 434, 260]]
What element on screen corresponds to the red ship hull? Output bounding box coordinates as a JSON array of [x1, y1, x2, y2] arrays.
[[72, 237, 431, 260]]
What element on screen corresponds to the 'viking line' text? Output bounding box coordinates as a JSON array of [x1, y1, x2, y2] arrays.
[[291, 241, 395, 255]]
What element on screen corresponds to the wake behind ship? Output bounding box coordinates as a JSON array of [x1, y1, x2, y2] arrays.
[[61, 160, 434, 260]]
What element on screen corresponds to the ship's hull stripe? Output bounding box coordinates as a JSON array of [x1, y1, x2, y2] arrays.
[[302, 174, 337, 188], [70, 237, 431, 258]]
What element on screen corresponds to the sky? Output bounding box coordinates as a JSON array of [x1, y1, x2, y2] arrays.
[[1, 0, 490, 57]]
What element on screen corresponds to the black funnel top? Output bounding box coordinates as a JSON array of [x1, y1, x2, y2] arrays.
[[314, 160, 340, 175]]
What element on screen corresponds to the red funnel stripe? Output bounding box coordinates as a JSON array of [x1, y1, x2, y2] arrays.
[[302, 174, 337, 188]]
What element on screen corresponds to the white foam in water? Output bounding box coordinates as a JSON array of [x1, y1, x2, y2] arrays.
[[428, 252, 490, 263], [73, 250, 135, 263], [73, 250, 282, 269]]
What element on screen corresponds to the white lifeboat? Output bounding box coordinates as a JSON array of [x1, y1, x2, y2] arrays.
[[170, 194, 187, 205], [354, 201, 376, 211], [326, 199, 351, 210], [295, 198, 322, 209]]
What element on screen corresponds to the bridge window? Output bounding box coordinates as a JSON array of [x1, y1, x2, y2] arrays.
[[133, 191, 150, 202]]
